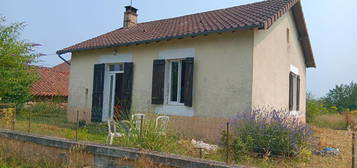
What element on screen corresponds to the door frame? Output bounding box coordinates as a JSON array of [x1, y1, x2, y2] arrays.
[[102, 63, 124, 121]]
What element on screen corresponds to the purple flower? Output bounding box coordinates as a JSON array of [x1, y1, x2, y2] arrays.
[[231, 108, 313, 157], [30, 43, 42, 47]]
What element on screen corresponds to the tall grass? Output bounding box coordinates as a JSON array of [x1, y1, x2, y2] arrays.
[[0, 141, 61, 168], [17, 102, 72, 128], [311, 113, 346, 130], [114, 114, 187, 154]]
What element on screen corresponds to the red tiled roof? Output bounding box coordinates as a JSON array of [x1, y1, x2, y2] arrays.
[[52, 61, 70, 73], [31, 66, 69, 97], [57, 0, 315, 67]]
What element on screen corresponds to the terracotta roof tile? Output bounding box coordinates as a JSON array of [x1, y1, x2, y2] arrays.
[[31, 66, 69, 97], [52, 61, 70, 73], [57, 0, 315, 67]]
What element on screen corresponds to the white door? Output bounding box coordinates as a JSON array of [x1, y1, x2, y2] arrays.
[[102, 64, 124, 121]]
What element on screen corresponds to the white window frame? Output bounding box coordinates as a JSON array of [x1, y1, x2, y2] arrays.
[[289, 67, 300, 115], [167, 59, 184, 105], [291, 74, 298, 111], [108, 63, 124, 73]]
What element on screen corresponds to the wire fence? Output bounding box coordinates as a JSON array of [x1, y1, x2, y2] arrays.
[[0, 102, 357, 167]]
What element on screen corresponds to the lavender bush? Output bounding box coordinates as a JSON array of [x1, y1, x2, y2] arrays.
[[230, 109, 313, 158]]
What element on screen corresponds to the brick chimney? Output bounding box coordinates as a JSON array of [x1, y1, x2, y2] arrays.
[[123, 6, 138, 28]]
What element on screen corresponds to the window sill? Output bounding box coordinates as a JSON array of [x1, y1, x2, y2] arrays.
[[289, 110, 300, 116], [155, 104, 193, 117], [167, 102, 184, 106]]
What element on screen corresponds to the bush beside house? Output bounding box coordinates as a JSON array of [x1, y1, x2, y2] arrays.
[[229, 109, 313, 161]]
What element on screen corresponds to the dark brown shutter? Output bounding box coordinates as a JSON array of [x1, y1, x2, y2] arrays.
[[151, 60, 165, 104], [91, 64, 105, 122], [120, 62, 134, 120], [183, 58, 194, 107], [296, 75, 301, 111], [289, 72, 294, 111]]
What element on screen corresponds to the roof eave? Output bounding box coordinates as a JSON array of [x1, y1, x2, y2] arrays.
[[291, 2, 316, 68], [56, 24, 263, 55]]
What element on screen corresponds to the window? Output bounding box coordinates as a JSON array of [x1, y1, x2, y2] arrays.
[[289, 72, 300, 111], [109, 64, 124, 72], [151, 58, 194, 107], [169, 60, 186, 104]]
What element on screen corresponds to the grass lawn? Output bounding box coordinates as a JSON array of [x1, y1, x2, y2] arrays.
[[0, 105, 355, 168]]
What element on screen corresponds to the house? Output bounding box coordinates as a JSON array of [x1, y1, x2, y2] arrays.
[[52, 61, 71, 73], [30, 65, 69, 101], [57, 0, 315, 140]]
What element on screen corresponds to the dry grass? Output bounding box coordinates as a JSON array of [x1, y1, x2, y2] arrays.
[[0, 137, 63, 168], [311, 113, 347, 130], [2, 106, 356, 168], [307, 127, 352, 168], [134, 157, 173, 168]]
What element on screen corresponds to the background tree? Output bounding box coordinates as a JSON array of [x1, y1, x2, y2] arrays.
[[323, 82, 357, 112], [306, 92, 333, 123], [306, 92, 319, 123], [0, 16, 39, 104]]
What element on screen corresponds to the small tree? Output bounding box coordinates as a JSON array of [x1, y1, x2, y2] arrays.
[[323, 82, 357, 112], [306, 92, 320, 123], [0, 16, 39, 104], [306, 92, 332, 123]]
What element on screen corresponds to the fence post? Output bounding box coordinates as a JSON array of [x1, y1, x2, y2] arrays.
[[76, 110, 79, 141], [28, 109, 31, 133], [353, 132, 355, 168], [226, 122, 230, 164], [140, 115, 144, 139], [200, 148, 203, 159], [11, 108, 16, 130]]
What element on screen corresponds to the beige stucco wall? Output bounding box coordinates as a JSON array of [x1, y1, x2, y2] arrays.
[[67, 51, 100, 122], [67, 30, 254, 122], [252, 11, 307, 119]]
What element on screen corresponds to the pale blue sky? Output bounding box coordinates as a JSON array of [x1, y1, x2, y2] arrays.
[[1, 0, 356, 97]]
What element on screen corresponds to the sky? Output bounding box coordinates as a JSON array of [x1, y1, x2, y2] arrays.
[[0, 0, 356, 97]]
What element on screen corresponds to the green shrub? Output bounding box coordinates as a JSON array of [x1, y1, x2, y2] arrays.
[[306, 99, 320, 123], [230, 109, 313, 160], [306, 92, 336, 123]]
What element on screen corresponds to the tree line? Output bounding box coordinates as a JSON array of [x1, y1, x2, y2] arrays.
[[307, 82, 357, 122]]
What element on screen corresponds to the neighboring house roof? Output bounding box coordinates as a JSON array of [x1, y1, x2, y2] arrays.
[[52, 61, 70, 73], [57, 0, 315, 67], [31, 66, 69, 97]]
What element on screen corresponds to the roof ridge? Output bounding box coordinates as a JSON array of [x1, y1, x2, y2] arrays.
[[57, 0, 271, 54], [130, 0, 268, 27]]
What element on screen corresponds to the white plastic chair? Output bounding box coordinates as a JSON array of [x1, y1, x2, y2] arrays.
[[107, 120, 123, 145], [131, 114, 145, 131], [155, 116, 170, 134]]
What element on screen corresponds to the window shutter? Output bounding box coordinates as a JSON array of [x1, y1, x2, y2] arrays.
[[289, 72, 294, 111], [120, 63, 134, 120], [296, 75, 301, 111], [151, 60, 165, 104], [183, 57, 194, 107], [91, 64, 105, 122]]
